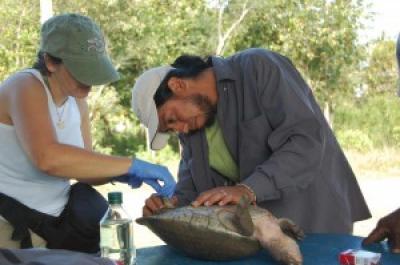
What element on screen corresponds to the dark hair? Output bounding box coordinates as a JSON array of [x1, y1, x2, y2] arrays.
[[154, 55, 213, 108], [32, 51, 62, 76]]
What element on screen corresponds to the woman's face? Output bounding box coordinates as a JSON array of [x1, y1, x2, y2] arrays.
[[45, 55, 92, 99], [53, 65, 92, 99]]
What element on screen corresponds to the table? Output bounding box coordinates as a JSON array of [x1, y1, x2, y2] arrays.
[[136, 233, 400, 265]]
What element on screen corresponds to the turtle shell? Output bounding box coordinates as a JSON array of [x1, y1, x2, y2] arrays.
[[136, 205, 263, 261]]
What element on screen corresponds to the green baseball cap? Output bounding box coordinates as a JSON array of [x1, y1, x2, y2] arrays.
[[40, 13, 119, 86]]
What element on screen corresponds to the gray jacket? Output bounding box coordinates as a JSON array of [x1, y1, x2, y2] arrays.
[[175, 48, 371, 233]]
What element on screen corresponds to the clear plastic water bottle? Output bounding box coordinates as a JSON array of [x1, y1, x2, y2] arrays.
[[100, 192, 136, 265]]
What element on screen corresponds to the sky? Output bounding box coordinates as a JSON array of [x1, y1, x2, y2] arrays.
[[360, 0, 400, 42]]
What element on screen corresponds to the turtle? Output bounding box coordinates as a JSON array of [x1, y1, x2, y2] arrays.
[[136, 197, 304, 265]]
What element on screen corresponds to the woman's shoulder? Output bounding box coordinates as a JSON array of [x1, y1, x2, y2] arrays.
[[1, 71, 42, 88], [0, 70, 46, 124], [1, 70, 45, 97]]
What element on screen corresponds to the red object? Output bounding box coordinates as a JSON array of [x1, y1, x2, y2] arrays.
[[339, 249, 381, 265]]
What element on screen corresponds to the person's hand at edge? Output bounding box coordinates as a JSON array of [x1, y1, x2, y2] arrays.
[[363, 208, 400, 253], [142, 194, 179, 217]]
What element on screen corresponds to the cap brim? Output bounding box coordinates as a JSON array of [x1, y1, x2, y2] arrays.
[[147, 103, 169, 150], [64, 54, 120, 86]]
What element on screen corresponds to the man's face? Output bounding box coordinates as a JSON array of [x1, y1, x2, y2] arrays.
[[157, 94, 217, 134]]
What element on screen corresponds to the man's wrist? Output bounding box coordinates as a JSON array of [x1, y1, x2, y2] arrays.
[[236, 183, 257, 203]]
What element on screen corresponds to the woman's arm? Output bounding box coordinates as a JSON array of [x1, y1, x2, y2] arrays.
[[75, 97, 110, 185], [6, 73, 131, 180]]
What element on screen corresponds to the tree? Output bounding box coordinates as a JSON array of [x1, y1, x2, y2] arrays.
[[0, 0, 371, 156], [362, 37, 397, 96], [229, 0, 367, 125], [40, 0, 53, 24], [0, 0, 39, 81], [209, 0, 251, 55], [52, 0, 213, 157]]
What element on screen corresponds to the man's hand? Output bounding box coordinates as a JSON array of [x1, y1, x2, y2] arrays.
[[191, 185, 256, 207], [142, 194, 179, 217], [363, 208, 400, 253]]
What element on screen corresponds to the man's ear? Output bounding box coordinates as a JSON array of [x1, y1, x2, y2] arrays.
[[167, 77, 188, 96]]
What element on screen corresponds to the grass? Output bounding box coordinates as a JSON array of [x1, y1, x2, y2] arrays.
[[345, 147, 400, 180]]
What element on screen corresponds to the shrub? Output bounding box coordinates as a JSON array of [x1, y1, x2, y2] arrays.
[[334, 94, 400, 149], [336, 129, 373, 151]]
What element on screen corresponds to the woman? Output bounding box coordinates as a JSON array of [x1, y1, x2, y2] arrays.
[[0, 13, 175, 252]]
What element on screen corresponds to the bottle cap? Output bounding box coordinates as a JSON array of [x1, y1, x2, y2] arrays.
[[108, 192, 123, 205]]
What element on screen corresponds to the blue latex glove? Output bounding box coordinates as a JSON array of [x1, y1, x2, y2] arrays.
[[116, 159, 176, 198], [114, 173, 142, 188]]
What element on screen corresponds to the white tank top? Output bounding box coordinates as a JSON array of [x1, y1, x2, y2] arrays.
[[0, 69, 84, 217]]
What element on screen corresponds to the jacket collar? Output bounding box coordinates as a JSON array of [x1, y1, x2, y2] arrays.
[[211, 56, 237, 82]]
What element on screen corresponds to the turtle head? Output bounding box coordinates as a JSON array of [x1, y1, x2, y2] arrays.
[[162, 197, 176, 209], [233, 195, 254, 236]]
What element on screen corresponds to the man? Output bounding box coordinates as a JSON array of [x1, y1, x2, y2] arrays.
[[362, 36, 400, 253], [131, 48, 371, 233]]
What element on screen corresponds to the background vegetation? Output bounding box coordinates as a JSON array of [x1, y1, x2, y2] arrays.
[[0, 0, 398, 167]]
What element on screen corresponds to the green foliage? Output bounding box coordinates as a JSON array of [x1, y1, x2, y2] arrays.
[[363, 38, 397, 95], [54, 0, 214, 106], [336, 129, 373, 151], [136, 144, 179, 165], [334, 94, 400, 149], [3, 0, 394, 158], [52, 0, 215, 157], [391, 126, 400, 143], [0, 0, 39, 80], [230, 0, 367, 108], [86, 84, 144, 156]]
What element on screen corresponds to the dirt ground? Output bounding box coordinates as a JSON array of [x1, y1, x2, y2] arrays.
[[353, 176, 400, 237], [98, 174, 400, 249]]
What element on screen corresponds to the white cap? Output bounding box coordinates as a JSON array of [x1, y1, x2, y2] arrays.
[[131, 66, 174, 150]]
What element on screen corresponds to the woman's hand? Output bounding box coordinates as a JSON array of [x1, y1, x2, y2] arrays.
[[116, 158, 176, 198]]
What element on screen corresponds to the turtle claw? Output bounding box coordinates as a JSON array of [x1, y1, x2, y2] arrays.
[[279, 218, 305, 241]]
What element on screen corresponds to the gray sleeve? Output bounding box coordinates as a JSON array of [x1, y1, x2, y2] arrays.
[[174, 135, 198, 206], [240, 50, 324, 202]]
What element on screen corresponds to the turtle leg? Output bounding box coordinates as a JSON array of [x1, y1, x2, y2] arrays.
[[253, 217, 303, 265], [278, 218, 305, 241]]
